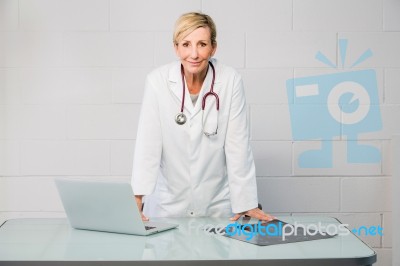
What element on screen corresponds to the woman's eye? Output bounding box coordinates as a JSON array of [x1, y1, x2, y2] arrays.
[[200, 43, 207, 47], [182, 43, 189, 47]]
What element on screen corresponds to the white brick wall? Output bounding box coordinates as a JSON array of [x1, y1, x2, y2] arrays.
[[393, 136, 400, 265], [66, 104, 139, 139], [338, 32, 400, 68], [202, 0, 292, 31], [385, 69, 400, 104], [0, 176, 63, 211], [0, 0, 19, 31], [1, 1, 398, 265], [293, 0, 383, 31], [257, 177, 341, 212], [19, 0, 109, 31], [0, 32, 64, 67], [21, 141, 110, 175], [110, 0, 201, 31], [246, 32, 337, 68], [240, 68, 293, 104], [384, 0, 400, 31]]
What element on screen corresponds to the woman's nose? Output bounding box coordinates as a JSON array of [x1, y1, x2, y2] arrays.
[[190, 47, 198, 58]]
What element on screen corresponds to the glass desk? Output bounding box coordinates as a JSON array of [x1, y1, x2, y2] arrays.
[[0, 216, 376, 266]]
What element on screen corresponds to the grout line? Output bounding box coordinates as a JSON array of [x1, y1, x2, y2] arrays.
[[108, 0, 111, 32], [380, 213, 384, 248], [291, 0, 294, 31], [16, 0, 20, 31], [338, 177, 342, 212]]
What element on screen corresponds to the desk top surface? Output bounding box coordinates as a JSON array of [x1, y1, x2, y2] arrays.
[[0, 216, 376, 264]]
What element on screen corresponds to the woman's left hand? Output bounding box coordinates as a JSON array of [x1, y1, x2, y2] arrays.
[[230, 208, 276, 222]]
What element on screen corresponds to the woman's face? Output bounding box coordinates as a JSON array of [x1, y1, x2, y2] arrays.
[[175, 26, 217, 75]]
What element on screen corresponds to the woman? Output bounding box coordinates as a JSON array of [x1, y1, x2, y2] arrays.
[[132, 12, 275, 222]]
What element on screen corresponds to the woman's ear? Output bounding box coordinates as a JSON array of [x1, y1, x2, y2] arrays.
[[211, 42, 217, 57], [173, 42, 179, 57]]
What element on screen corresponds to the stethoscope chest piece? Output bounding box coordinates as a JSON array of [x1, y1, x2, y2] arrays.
[[175, 113, 187, 125]]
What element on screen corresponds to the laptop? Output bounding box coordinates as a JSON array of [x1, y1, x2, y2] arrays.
[[54, 178, 178, 236]]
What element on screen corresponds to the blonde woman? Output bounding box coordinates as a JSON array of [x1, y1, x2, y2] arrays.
[[132, 12, 275, 222]]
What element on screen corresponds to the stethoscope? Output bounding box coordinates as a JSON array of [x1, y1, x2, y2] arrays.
[[175, 61, 219, 136]]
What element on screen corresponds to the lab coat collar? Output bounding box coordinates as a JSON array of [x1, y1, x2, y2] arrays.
[[168, 58, 221, 118]]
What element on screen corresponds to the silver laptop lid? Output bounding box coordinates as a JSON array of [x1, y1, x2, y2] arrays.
[[55, 178, 147, 235]]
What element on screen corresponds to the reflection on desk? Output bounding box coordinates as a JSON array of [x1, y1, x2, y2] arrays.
[[0, 216, 377, 266]]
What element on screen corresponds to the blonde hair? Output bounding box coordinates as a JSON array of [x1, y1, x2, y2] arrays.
[[173, 12, 217, 46]]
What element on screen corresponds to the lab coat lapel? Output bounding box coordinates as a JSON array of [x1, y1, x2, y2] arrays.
[[168, 62, 194, 115]]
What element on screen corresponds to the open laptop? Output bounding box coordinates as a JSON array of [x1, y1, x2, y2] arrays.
[[54, 178, 178, 236]]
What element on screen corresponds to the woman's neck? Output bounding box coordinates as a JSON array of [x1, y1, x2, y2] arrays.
[[184, 65, 209, 94]]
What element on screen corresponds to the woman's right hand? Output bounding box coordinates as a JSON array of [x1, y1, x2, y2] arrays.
[[134, 195, 149, 221]]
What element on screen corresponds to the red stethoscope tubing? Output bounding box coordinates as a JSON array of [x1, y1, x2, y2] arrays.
[[180, 61, 219, 113]]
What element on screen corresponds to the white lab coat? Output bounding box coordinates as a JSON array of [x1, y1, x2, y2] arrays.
[[131, 58, 258, 217]]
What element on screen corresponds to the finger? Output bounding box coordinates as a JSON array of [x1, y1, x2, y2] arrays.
[[261, 214, 277, 222], [264, 215, 277, 222], [141, 213, 149, 221], [256, 212, 276, 221], [247, 209, 276, 222], [249, 212, 270, 221], [229, 213, 242, 221]]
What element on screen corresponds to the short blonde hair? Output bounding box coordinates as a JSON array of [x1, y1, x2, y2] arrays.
[[173, 12, 217, 46]]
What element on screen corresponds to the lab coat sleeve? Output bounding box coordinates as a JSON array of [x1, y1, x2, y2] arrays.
[[224, 74, 259, 214], [131, 74, 162, 195]]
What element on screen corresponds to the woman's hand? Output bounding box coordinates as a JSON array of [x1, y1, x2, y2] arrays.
[[230, 207, 276, 222], [134, 195, 149, 221]]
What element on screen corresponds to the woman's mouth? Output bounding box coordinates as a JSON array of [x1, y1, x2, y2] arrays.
[[188, 61, 201, 66]]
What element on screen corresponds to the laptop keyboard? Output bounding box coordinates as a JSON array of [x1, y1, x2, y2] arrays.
[[145, 226, 156, 230]]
